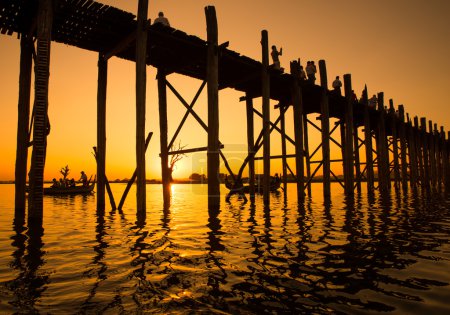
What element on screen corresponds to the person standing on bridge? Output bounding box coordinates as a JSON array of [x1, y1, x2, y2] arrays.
[[306, 61, 316, 83], [271, 45, 283, 70], [332, 76, 342, 95], [154, 11, 170, 27]]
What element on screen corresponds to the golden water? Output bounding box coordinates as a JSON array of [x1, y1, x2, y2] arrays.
[[0, 183, 449, 314]]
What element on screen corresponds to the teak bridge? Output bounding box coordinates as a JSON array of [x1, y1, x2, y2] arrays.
[[2, 0, 449, 224]]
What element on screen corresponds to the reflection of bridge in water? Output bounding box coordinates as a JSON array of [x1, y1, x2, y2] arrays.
[[1, 0, 449, 222]]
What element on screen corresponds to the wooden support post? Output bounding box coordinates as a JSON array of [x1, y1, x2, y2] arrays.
[[389, 100, 400, 191], [97, 54, 107, 212], [206, 6, 220, 209], [135, 0, 148, 213], [118, 132, 153, 210], [398, 105, 408, 191], [435, 124, 442, 191], [280, 105, 288, 196], [343, 74, 354, 195], [414, 117, 424, 185], [93, 147, 116, 210], [261, 30, 271, 205], [290, 61, 304, 201], [319, 60, 331, 200], [420, 118, 430, 192], [376, 92, 389, 194], [158, 69, 171, 205], [442, 129, 449, 191], [15, 35, 33, 212], [246, 94, 255, 201], [353, 124, 362, 193], [428, 121, 437, 191], [303, 115, 312, 197], [362, 86, 374, 193], [407, 118, 418, 190], [28, 0, 53, 220]]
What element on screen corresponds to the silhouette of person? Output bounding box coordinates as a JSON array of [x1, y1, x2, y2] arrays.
[[332, 76, 342, 95], [368, 94, 377, 109], [79, 171, 88, 187], [306, 61, 316, 83], [300, 65, 307, 80], [154, 11, 170, 26], [271, 45, 283, 70], [51, 178, 58, 188]]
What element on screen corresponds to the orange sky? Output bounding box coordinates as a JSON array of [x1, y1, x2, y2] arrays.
[[1, 0, 449, 181]]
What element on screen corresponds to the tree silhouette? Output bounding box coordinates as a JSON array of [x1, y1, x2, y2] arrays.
[[168, 142, 187, 182], [60, 165, 70, 180]]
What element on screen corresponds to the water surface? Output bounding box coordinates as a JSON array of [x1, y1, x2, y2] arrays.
[[0, 183, 449, 314]]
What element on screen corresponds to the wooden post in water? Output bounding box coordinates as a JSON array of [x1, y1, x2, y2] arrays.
[[97, 54, 107, 212], [206, 6, 220, 209], [353, 123, 362, 193], [414, 117, 424, 186], [28, 0, 53, 220], [135, 0, 148, 213], [303, 115, 312, 197], [420, 118, 430, 192], [442, 129, 449, 191], [280, 104, 288, 196], [398, 105, 408, 191], [343, 74, 354, 195], [362, 86, 374, 193], [428, 121, 437, 191], [246, 94, 255, 201], [15, 35, 33, 212], [290, 61, 304, 201], [376, 92, 389, 194], [261, 30, 271, 205], [406, 117, 418, 190], [389, 100, 400, 191], [435, 124, 442, 191], [158, 69, 171, 205], [319, 60, 331, 201]]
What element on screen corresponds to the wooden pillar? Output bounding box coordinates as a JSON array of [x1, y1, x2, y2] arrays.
[[428, 121, 437, 191], [28, 0, 53, 220], [280, 105, 288, 196], [376, 92, 389, 194], [246, 94, 255, 201], [318, 60, 331, 200], [135, 0, 148, 213], [435, 125, 442, 191], [407, 118, 418, 190], [414, 117, 424, 185], [343, 74, 354, 195], [303, 115, 312, 197], [398, 105, 408, 191], [420, 118, 430, 192], [261, 30, 271, 205], [290, 61, 304, 201], [15, 35, 33, 211], [158, 69, 170, 205], [362, 86, 374, 193], [96, 54, 107, 212], [353, 123, 362, 193], [442, 129, 449, 191], [206, 6, 220, 209], [389, 100, 400, 191]]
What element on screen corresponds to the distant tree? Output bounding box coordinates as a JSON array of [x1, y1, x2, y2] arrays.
[[60, 165, 70, 180], [168, 142, 187, 182]]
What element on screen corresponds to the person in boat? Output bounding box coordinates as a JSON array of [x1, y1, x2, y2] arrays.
[[59, 178, 65, 187], [154, 11, 170, 27], [79, 171, 88, 187], [51, 178, 59, 188], [69, 178, 76, 187]]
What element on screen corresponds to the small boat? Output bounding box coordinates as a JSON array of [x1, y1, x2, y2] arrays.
[[225, 176, 281, 194], [43, 182, 95, 195]]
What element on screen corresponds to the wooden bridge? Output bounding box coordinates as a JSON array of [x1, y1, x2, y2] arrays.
[[1, 0, 449, 223]]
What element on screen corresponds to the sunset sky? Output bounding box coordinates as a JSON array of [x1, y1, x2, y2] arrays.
[[1, 0, 449, 181]]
